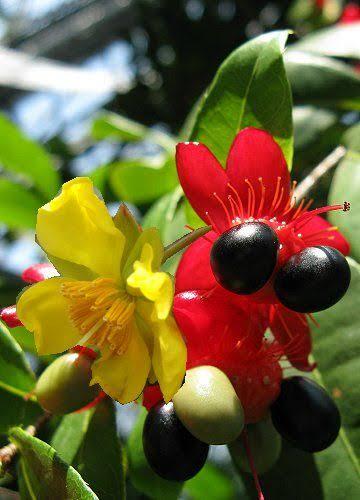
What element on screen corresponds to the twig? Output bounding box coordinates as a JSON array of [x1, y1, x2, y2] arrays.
[[162, 225, 212, 263], [293, 146, 346, 202], [0, 412, 51, 476]]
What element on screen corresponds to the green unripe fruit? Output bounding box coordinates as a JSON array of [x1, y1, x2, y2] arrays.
[[35, 352, 100, 414], [173, 365, 244, 445], [228, 414, 282, 475]]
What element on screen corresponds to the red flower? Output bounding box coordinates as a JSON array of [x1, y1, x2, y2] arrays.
[[339, 3, 360, 23], [167, 127, 349, 422]]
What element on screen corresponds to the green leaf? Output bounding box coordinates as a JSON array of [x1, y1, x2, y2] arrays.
[[109, 156, 178, 204], [9, 427, 98, 499], [184, 463, 236, 500], [9, 326, 36, 355], [328, 151, 360, 261], [127, 408, 183, 499], [0, 322, 40, 433], [293, 106, 339, 153], [0, 114, 60, 200], [92, 112, 149, 142], [189, 31, 293, 168], [342, 123, 360, 153], [0, 179, 42, 229], [92, 112, 175, 152], [285, 51, 360, 110], [292, 23, 360, 60], [312, 258, 360, 458], [51, 409, 95, 465], [76, 399, 126, 500]]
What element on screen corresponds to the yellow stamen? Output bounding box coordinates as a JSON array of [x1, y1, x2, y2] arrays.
[[61, 278, 135, 354]]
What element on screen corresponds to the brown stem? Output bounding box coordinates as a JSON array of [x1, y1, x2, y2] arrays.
[[293, 146, 346, 202], [162, 225, 212, 263], [0, 412, 51, 476]]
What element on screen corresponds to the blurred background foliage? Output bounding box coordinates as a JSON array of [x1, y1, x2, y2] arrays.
[[0, 0, 359, 499]]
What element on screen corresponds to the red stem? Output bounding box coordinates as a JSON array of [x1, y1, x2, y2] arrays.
[[242, 428, 265, 500]]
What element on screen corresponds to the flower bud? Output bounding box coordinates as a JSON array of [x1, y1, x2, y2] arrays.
[[35, 351, 100, 414], [228, 414, 281, 475], [173, 365, 244, 445]]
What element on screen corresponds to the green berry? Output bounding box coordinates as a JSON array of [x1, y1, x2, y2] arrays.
[[35, 352, 100, 414], [173, 365, 244, 445]]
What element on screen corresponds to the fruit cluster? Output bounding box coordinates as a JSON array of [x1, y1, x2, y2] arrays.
[[142, 369, 341, 482], [211, 221, 350, 313]]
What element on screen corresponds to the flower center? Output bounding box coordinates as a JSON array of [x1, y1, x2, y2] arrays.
[[61, 278, 135, 355]]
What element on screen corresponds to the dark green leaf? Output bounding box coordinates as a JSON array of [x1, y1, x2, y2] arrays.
[[292, 23, 360, 59], [285, 51, 360, 110], [76, 399, 126, 500], [0, 114, 60, 200], [185, 463, 236, 500], [0, 322, 40, 433], [10, 427, 98, 499], [189, 31, 293, 167], [312, 258, 360, 458], [328, 151, 360, 261], [51, 409, 95, 465], [0, 179, 42, 229], [293, 106, 339, 153], [109, 156, 178, 204], [127, 408, 183, 499]]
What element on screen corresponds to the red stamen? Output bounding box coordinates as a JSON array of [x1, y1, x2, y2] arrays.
[[307, 313, 320, 328], [245, 179, 256, 217], [213, 192, 232, 227], [228, 182, 244, 219], [289, 203, 348, 231], [242, 429, 265, 500], [270, 177, 281, 212], [290, 198, 306, 221], [228, 195, 239, 220], [257, 177, 266, 217], [273, 187, 284, 213], [205, 210, 220, 233]]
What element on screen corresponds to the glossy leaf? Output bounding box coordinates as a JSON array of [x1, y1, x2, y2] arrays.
[[127, 408, 183, 499], [0, 179, 42, 229], [10, 427, 98, 499], [76, 399, 126, 500], [0, 322, 40, 433], [109, 156, 178, 204], [292, 23, 360, 59], [188, 31, 293, 168], [328, 152, 360, 261], [0, 114, 59, 200], [285, 51, 360, 110], [293, 106, 339, 153], [51, 409, 95, 464]]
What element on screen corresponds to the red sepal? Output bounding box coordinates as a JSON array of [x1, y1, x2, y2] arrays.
[[22, 263, 59, 284], [0, 305, 22, 328]]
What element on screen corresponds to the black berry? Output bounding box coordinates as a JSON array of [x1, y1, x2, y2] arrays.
[[210, 222, 279, 294], [143, 401, 209, 481], [271, 376, 341, 453], [274, 245, 350, 313]]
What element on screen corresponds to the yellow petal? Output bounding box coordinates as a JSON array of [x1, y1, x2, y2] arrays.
[[37, 177, 124, 281], [91, 324, 151, 404], [152, 316, 187, 403], [127, 243, 173, 320], [17, 278, 81, 355], [123, 227, 163, 279], [113, 203, 141, 267]]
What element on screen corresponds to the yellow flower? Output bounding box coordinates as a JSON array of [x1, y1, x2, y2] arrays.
[[17, 178, 186, 404]]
